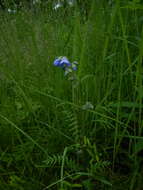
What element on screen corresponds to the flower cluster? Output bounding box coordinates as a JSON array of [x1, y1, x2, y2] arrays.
[[53, 56, 78, 77]]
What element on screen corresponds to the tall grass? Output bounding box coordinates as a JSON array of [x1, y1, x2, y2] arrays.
[[0, 1, 143, 189]]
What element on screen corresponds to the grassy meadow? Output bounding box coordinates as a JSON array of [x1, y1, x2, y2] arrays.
[[0, 1, 143, 189]]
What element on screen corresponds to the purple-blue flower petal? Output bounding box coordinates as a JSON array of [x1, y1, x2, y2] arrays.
[[60, 57, 71, 67], [53, 58, 61, 66]]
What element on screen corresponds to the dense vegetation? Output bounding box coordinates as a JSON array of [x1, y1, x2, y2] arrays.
[[0, 0, 143, 189]]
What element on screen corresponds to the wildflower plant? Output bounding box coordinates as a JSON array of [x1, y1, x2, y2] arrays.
[[53, 56, 78, 81]]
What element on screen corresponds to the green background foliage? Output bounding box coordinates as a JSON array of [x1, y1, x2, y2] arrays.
[[0, 0, 143, 189]]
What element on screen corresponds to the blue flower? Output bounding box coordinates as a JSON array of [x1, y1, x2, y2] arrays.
[[53, 56, 79, 80], [53, 57, 71, 68], [60, 57, 71, 68], [53, 58, 61, 66]]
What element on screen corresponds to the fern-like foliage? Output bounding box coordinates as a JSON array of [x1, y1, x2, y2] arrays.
[[43, 154, 66, 168], [36, 154, 77, 171], [62, 109, 79, 143]]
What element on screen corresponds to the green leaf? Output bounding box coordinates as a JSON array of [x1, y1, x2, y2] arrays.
[[71, 184, 82, 188], [95, 176, 112, 186], [109, 101, 143, 108], [133, 140, 143, 156]]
